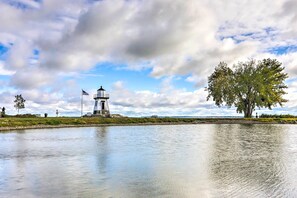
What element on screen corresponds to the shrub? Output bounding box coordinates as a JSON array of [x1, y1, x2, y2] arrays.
[[15, 114, 38, 118], [260, 114, 297, 118]]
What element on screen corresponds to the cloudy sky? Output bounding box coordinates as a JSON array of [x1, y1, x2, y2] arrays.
[[0, 0, 297, 117]]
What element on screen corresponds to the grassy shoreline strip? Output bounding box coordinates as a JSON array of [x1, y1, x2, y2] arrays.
[[1, 117, 297, 131]]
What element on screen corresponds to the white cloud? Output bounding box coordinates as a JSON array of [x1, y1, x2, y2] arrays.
[[109, 80, 219, 116], [0, 61, 15, 76], [40, 0, 219, 75], [9, 68, 55, 89], [1, 0, 297, 116], [6, 39, 33, 69], [2, 0, 297, 80], [35, 0, 296, 85]]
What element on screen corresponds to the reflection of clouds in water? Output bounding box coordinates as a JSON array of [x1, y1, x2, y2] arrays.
[[2, 125, 297, 197], [95, 125, 214, 197], [210, 124, 289, 197], [0, 128, 113, 197]]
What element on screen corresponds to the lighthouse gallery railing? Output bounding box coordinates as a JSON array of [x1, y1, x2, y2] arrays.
[[93, 93, 109, 98]]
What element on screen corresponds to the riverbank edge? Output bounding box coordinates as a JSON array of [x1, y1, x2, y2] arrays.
[[0, 118, 293, 132]]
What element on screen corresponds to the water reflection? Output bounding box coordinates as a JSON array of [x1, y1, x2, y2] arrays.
[[1, 125, 297, 197], [95, 127, 108, 174], [210, 124, 288, 197]]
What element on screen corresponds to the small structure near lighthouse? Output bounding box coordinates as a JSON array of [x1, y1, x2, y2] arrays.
[[93, 86, 110, 117]]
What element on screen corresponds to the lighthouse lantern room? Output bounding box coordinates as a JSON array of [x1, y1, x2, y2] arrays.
[[93, 86, 110, 116]]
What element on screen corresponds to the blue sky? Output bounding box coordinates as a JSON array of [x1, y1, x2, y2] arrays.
[[1, 0, 297, 117]]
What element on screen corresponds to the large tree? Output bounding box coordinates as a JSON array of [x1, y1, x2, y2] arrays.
[[207, 59, 288, 118], [14, 94, 26, 114]]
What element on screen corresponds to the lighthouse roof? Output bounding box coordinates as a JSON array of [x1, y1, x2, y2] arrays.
[[97, 86, 105, 91]]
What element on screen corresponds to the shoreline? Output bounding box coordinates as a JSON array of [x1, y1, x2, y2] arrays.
[[0, 118, 293, 132]]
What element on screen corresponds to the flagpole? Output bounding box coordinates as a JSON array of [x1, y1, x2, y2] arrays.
[[81, 90, 83, 117], [81, 90, 89, 117]]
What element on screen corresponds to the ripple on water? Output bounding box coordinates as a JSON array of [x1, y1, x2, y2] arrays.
[[1, 124, 297, 197]]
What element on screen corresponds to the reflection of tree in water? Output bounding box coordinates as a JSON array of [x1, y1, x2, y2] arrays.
[[210, 124, 287, 197]]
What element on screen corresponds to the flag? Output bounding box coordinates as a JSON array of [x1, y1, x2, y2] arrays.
[[82, 89, 89, 95]]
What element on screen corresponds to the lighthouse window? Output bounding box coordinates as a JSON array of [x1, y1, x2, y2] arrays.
[[101, 102, 105, 110]]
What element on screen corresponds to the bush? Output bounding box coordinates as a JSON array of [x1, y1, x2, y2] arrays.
[[45, 119, 62, 125], [15, 114, 38, 118], [260, 114, 297, 118]]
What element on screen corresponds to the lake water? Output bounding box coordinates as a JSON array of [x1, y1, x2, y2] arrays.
[[1, 124, 297, 197]]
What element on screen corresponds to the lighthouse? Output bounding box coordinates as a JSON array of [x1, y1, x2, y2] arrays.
[[93, 86, 110, 116]]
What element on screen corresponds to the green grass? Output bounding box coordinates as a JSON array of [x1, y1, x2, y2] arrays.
[[1, 117, 297, 128], [247, 117, 297, 124], [0, 117, 198, 128]]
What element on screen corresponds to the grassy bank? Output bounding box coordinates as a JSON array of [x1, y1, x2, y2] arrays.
[[0, 117, 199, 128], [0, 117, 297, 131]]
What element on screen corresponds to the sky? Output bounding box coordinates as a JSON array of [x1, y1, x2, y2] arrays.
[[0, 0, 297, 117]]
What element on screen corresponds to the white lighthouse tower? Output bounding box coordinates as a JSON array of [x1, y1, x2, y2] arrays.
[[93, 86, 110, 116]]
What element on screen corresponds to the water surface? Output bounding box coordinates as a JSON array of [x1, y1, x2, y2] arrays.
[[1, 124, 297, 197]]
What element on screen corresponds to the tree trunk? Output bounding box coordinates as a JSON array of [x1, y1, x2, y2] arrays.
[[244, 109, 252, 118], [244, 102, 253, 118]]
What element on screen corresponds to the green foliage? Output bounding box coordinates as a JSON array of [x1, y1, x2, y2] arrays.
[[260, 114, 296, 118], [207, 59, 288, 118], [15, 114, 38, 118], [1, 107, 5, 117], [14, 94, 26, 114]]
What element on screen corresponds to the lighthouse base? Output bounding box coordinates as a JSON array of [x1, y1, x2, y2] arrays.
[[93, 110, 110, 117]]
